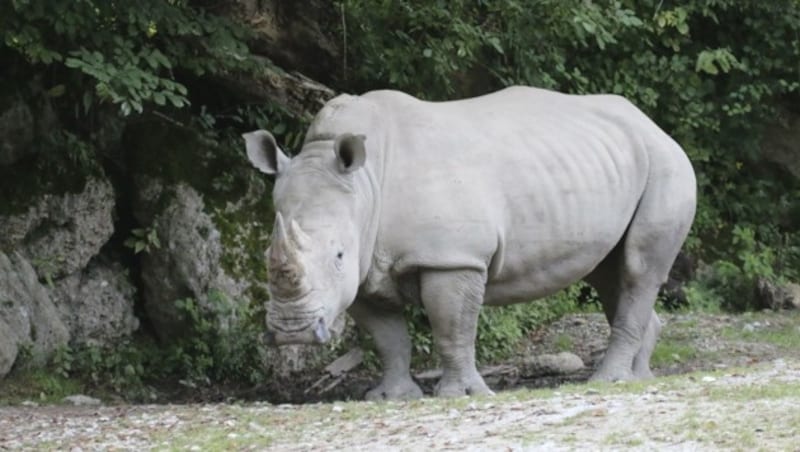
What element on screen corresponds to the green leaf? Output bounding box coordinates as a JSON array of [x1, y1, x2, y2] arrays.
[[47, 84, 66, 97], [153, 92, 166, 106], [64, 57, 82, 69]]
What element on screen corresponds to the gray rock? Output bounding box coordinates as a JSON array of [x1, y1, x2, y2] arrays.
[[784, 283, 800, 310], [0, 175, 138, 378], [756, 278, 800, 310], [62, 394, 102, 406], [0, 251, 70, 377], [51, 259, 139, 344], [0, 177, 115, 279], [137, 183, 247, 336], [519, 352, 585, 377]]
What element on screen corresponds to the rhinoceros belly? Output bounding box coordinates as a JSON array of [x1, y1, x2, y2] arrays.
[[376, 87, 651, 306], [482, 122, 645, 305]]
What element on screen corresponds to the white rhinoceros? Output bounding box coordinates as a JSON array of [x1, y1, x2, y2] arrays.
[[243, 86, 696, 399]]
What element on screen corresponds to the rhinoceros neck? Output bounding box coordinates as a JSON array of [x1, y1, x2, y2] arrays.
[[354, 143, 385, 284], [303, 93, 391, 285]]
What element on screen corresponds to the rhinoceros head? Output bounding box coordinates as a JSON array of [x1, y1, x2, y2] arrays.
[[243, 130, 367, 345]]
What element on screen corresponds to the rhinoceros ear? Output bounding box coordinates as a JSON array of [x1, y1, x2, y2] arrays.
[[242, 130, 291, 175], [334, 133, 366, 174]]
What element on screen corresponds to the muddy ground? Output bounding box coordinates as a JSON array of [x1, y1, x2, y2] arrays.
[[259, 309, 800, 403]]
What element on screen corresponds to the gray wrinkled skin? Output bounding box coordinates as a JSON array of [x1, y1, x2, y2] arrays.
[[244, 87, 696, 399]]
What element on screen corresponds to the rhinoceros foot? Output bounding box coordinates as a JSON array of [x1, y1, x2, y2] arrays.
[[588, 367, 635, 382], [434, 373, 494, 398], [365, 378, 423, 401]]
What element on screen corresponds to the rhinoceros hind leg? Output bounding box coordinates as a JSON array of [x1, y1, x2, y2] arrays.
[[348, 300, 423, 401], [586, 182, 692, 382], [420, 269, 493, 397], [631, 312, 662, 379]]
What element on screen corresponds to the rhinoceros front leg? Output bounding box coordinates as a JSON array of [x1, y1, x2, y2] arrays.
[[420, 269, 493, 397], [347, 299, 423, 401]]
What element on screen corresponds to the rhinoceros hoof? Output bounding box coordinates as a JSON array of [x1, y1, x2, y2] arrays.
[[589, 367, 635, 382], [365, 379, 423, 401], [434, 377, 494, 398]]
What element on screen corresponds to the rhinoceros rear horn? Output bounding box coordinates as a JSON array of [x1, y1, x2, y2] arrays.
[[334, 133, 366, 173], [288, 219, 311, 250]]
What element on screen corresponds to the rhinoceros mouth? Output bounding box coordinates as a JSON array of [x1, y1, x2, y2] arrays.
[[266, 303, 325, 333], [265, 310, 331, 345], [269, 289, 314, 304]]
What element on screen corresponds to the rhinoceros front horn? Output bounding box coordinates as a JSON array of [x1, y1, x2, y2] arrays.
[[269, 213, 309, 300]]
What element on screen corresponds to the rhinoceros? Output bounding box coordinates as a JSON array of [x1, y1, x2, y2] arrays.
[[243, 86, 696, 399]]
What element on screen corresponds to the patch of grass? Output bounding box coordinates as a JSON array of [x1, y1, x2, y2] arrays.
[[705, 379, 800, 401], [604, 432, 644, 447], [673, 406, 760, 449], [650, 340, 698, 368], [721, 322, 800, 351], [553, 333, 573, 352], [0, 370, 84, 404]]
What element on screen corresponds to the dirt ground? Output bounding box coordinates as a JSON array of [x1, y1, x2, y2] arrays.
[[2, 310, 800, 450]]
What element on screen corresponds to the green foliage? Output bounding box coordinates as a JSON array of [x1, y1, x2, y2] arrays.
[[0, 369, 83, 404], [1, 0, 252, 116], [475, 284, 583, 363], [0, 0, 264, 189], [342, 0, 800, 310], [650, 340, 698, 368], [8, 292, 274, 400], [401, 284, 583, 366], [166, 291, 268, 386], [686, 224, 792, 311]]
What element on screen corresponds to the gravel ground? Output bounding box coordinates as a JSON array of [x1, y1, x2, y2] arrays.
[[1, 359, 799, 451], [2, 311, 800, 451]]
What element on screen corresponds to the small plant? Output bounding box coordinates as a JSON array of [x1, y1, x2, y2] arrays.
[[686, 224, 784, 312], [650, 341, 698, 368], [554, 334, 574, 353], [393, 284, 583, 368], [168, 291, 270, 386], [51, 345, 74, 379], [124, 225, 161, 254], [30, 256, 64, 287]]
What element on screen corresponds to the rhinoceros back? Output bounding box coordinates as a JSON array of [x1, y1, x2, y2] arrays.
[[322, 87, 691, 305]]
